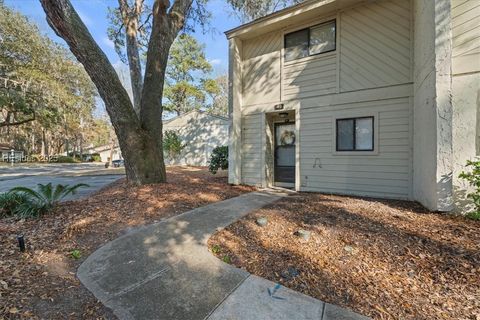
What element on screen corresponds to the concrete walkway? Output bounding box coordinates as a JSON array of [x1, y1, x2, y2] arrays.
[[78, 191, 369, 320]]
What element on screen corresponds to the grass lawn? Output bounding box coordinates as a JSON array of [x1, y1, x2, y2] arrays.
[[0, 166, 254, 319], [209, 193, 480, 320]]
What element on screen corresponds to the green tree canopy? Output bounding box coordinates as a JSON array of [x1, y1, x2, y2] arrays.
[[163, 33, 219, 115], [0, 3, 103, 156]]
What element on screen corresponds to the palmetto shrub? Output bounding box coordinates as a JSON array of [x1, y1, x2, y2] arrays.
[[0, 192, 30, 218], [6, 183, 89, 217]]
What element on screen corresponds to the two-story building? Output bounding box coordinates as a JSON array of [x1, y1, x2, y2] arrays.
[[226, 0, 480, 212]]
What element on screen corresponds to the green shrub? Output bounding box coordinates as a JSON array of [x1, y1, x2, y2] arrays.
[[56, 155, 79, 163], [209, 146, 228, 174], [91, 153, 102, 162], [163, 130, 186, 161], [459, 160, 480, 219], [0, 192, 30, 218], [466, 211, 480, 221], [8, 183, 89, 217]]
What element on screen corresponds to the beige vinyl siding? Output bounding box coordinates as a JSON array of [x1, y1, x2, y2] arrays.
[[339, 0, 412, 92], [242, 31, 282, 106], [282, 52, 337, 100], [299, 96, 412, 199], [241, 114, 262, 185], [451, 0, 480, 74]]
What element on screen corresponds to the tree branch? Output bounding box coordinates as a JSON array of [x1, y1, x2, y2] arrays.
[[39, 0, 139, 133], [135, 0, 144, 16], [140, 0, 193, 132], [118, 0, 130, 24], [139, 0, 172, 130], [138, 12, 152, 31], [168, 0, 193, 34], [0, 113, 35, 128], [117, 0, 144, 116]]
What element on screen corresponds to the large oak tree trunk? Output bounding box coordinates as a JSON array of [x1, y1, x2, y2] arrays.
[[40, 0, 168, 184]]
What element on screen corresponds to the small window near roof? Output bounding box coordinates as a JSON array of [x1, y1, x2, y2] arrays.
[[336, 117, 374, 151], [284, 20, 336, 62]]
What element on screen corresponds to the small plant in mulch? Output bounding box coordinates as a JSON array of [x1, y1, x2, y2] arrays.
[[222, 255, 231, 264], [71, 249, 82, 259], [459, 159, 480, 220], [211, 244, 221, 254]]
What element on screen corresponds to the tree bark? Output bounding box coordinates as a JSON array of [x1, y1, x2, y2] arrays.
[[41, 128, 47, 157], [139, 0, 192, 162], [40, 0, 169, 184], [118, 0, 144, 116]]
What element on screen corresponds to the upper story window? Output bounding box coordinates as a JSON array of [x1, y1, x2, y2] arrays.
[[284, 20, 336, 62]]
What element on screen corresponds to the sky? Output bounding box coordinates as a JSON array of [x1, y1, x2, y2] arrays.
[[4, 0, 242, 117]]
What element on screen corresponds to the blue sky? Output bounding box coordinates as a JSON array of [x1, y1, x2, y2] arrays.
[[5, 0, 241, 73]]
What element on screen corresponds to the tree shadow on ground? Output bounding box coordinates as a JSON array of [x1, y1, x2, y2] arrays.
[[210, 193, 480, 319]]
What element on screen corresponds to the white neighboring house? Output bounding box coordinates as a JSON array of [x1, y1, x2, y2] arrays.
[[163, 110, 229, 166], [227, 0, 480, 212], [84, 145, 122, 163], [0, 143, 24, 162]]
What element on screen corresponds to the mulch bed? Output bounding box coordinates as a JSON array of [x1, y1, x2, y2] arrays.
[[208, 193, 480, 320], [0, 166, 254, 319]]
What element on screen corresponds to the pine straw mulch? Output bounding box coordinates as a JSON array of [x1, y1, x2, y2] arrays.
[[0, 166, 254, 320], [208, 193, 480, 320]]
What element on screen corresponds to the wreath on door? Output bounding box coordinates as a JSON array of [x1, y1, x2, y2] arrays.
[[280, 130, 295, 145]]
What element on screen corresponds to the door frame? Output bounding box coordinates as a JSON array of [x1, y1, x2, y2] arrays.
[[273, 121, 296, 188]]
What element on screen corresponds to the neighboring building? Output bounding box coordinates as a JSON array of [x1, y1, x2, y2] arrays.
[[226, 0, 479, 212], [0, 143, 24, 162], [163, 110, 229, 166], [84, 145, 122, 163]]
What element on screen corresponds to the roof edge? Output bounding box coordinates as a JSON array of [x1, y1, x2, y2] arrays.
[[163, 109, 228, 124], [224, 0, 333, 39]]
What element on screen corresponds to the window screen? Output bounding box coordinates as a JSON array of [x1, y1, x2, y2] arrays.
[[336, 117, 374, 151]]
